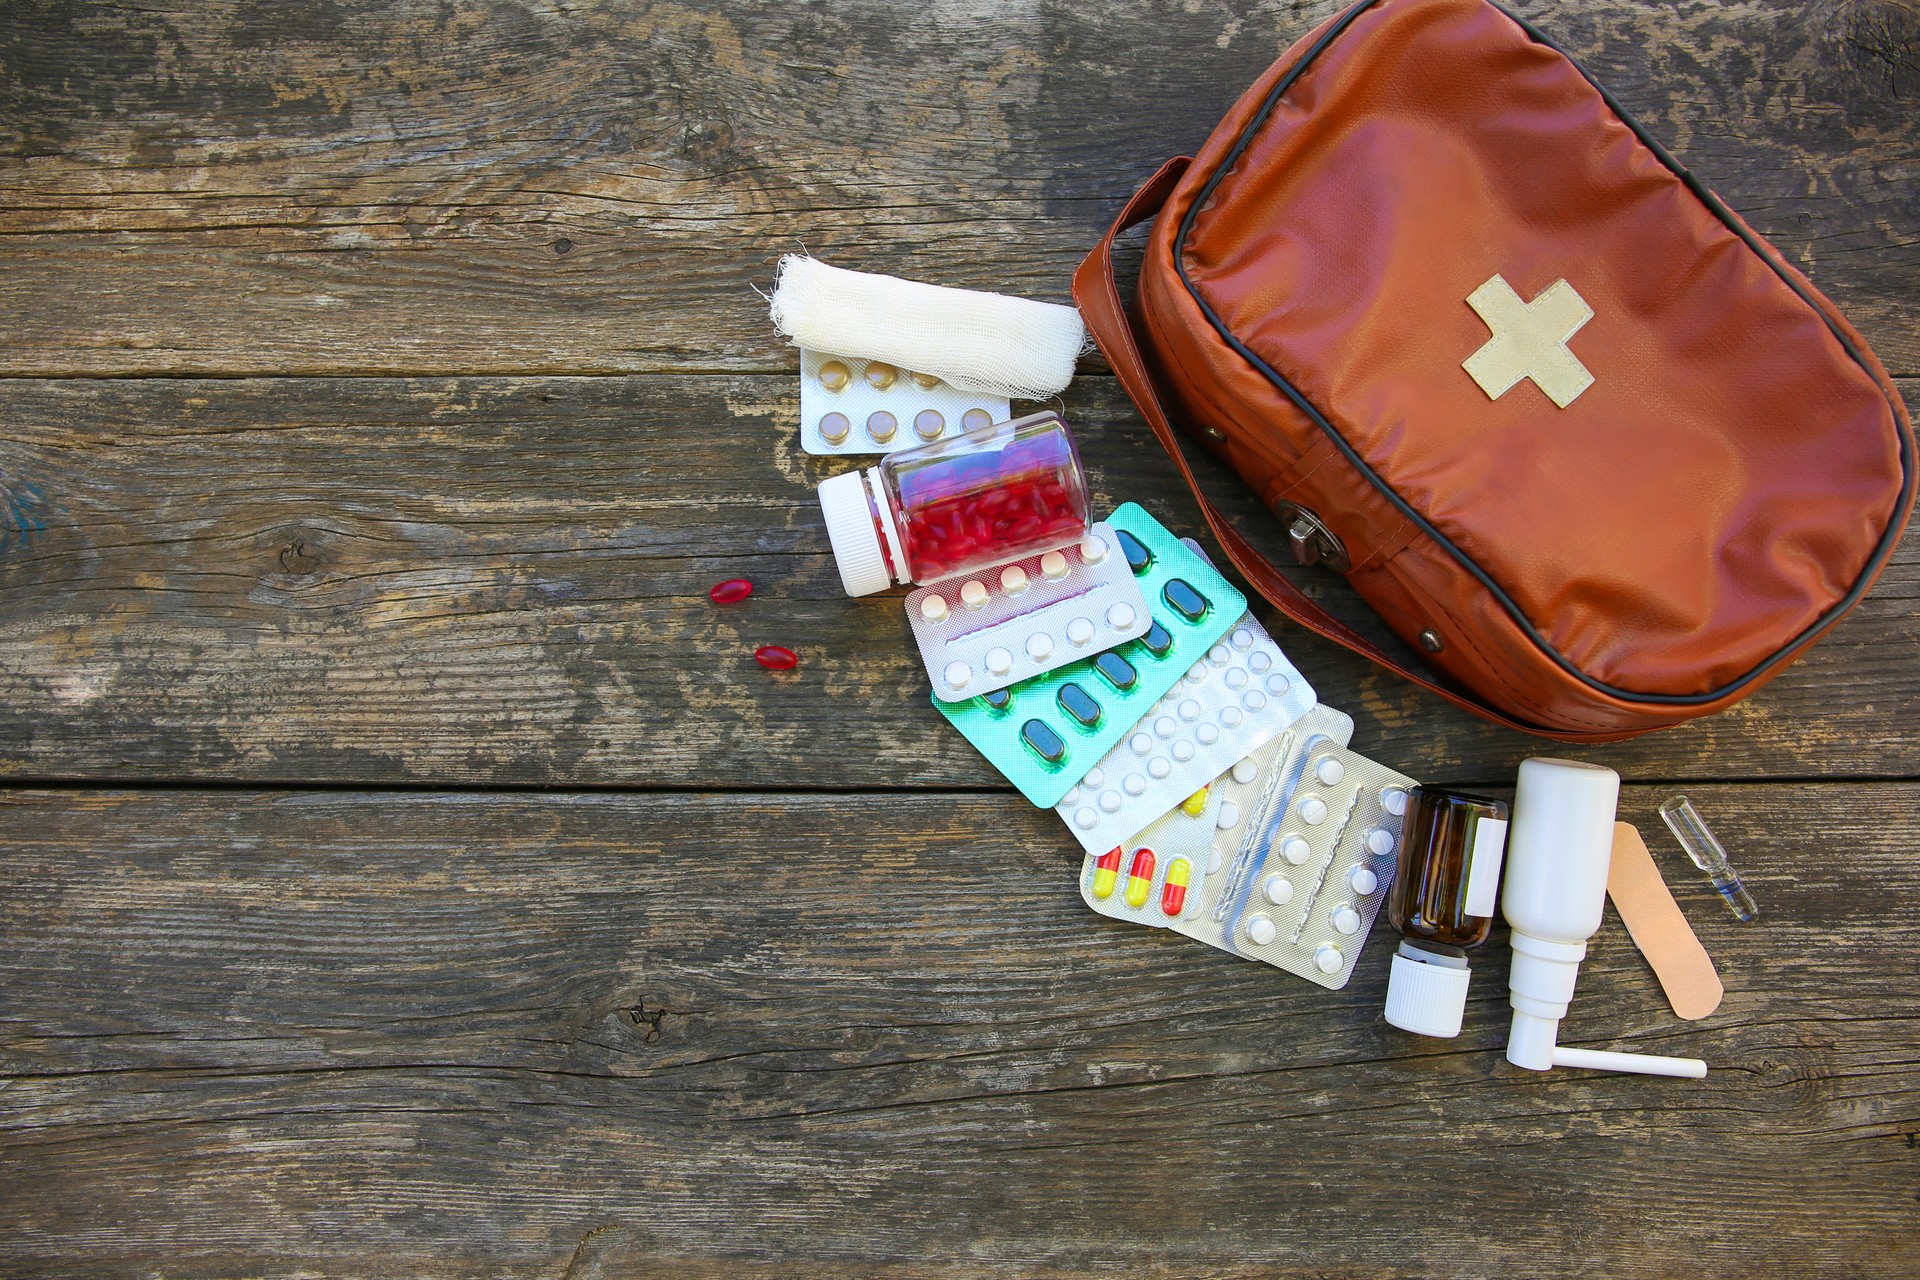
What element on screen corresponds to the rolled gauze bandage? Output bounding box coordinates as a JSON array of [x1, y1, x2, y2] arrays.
[[767, 254, 1087, 401]]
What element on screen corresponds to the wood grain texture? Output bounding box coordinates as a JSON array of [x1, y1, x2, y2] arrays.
[[0, 0, 1913, 378], [2, 784, 1915, 1278], [0, 373, 1914, 788]]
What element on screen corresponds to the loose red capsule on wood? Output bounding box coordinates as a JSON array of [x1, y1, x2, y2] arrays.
[[709, 578, 753, 604], [754, 645, 798, 671]]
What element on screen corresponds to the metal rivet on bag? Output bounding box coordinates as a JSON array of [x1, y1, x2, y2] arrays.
[[1419, 629, 1444, 653], [1203, 426, 1227, 441]]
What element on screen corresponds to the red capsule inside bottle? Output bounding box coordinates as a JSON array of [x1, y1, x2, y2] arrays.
[[709, 578, 753, 604], [815, 411, 1091, 596], [754, 645, 798, 670]]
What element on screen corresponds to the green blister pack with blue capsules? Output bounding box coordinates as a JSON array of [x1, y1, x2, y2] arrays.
[[934, 503, 1248, 808]]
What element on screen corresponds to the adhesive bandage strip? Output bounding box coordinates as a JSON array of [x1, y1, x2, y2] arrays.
[[935, 504, 1247, 809], [1606, 822, 1724, 1021], [908, 522, 1150, 703], [800, 349, 1008, 456]]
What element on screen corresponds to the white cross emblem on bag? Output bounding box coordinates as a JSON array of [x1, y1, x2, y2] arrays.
[[1462, 274, 1594, 409]]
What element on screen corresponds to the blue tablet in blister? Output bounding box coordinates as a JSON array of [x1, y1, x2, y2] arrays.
[[934, 503, 1248, 808]]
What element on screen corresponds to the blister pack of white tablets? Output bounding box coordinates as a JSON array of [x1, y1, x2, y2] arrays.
[[1077, 781, 1220, 928], [1053, 610, 1316, 854], [800, 349, 1009, 455], [1187, 704, 1355, 924], [1174, 739, 1415, 991], [909, 523, 1151, 702], [1076, 705, 1354, 933]]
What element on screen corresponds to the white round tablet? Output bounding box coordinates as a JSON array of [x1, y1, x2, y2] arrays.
[[1231, 628, 1253, 649], [1231, 758, 1259, 784], [985, 647, 1013, 675], [920, 594, 950, 624], [1083, 767, 1105, 789], [1178, 699, 1201, 721], [1154, 716, 1176, 738], [1172, 740, 1195, 762], [1196, 723, 1219, 745], [1216, 801, 1241, 830], [1243, 689, 1267, 711], [1106, 603, 1136, 630], [1000, 565, 1029, 595], [1266, 673, 1290, 696], [1263, 875, 1294, 906], [1220, 706, 1243, 728], [1129, 733, 1152, 755], [1147, 757, 1171, 779], [1382, 788, 1408, 816], [1040, 550, 1069, 580], [1348, 866, 1378, 895], [1245, 914, 1278, 946], [943, 661, 971, 690], [1314, 943, 1344, 974], [960, 580, 989, 610], [1315, 757, 1345, 786], [1100, 791, 1123, 813], [1248, 651, 1272, 672], [1282, 835, 1312, 865], [1209, 644, 1230, 666], [1025, 631, 1053, 661], [1075, 808, 1097, 829], [1299, 796, 1328, 825], [1079, 534, 1107, 565], [1123, 774, 1146, 796], [1225, 668, 1248, 690], [1366, 827, 1396, 857], [1066, 616, 1095, 647], [1331, 904, 1361, 935]]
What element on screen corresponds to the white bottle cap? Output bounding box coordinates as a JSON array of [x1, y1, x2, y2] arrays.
[[1384, 941, 1472, 1038], [816, 469, 905, 597]]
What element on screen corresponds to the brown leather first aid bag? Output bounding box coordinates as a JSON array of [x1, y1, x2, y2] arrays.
[[1074, 0, 1914, 741]]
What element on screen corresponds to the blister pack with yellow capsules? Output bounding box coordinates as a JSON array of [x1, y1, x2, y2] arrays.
[[934, 503, 1247, 808], [1076, 782, 1220, 929], [1174, 740, 1416, 990], [1076, 704, 1354, 932], [800, 350, 1008, 455]]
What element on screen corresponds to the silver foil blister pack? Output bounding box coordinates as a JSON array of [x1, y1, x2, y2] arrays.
[[1174, 739, 1415, 990], [907, 523, 1151, 702], [1053, 609, 1316, 854], [800, 349, 1008, 455]]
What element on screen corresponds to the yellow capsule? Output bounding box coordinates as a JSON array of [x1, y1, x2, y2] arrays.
[[909, 371, 941, 390], [865, 361, 899, 391], [1180, 785, 1210, 817], [1161, 858, 1191, 916], [1090, 847, 1122, 900], [818, 359, 851, 392], [1124, 847, 1156, 909]]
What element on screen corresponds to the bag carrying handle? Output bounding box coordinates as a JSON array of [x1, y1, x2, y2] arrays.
[[1072, 156, 1641, 743]]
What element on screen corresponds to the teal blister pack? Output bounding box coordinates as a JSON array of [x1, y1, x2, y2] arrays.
[[934, 503, 1248, 808]]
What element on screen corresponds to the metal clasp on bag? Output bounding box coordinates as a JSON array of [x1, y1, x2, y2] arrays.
[[1272, 502, 1350, 574]]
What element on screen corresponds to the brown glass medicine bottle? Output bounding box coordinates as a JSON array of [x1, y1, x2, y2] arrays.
[[1382, 786, 1510, 1038]]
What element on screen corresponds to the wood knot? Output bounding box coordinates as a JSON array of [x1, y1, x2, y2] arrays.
[[551, 237, 573, 256]]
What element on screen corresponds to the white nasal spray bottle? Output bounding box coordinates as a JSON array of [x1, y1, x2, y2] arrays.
[[1502, 758, 1707, 1079]]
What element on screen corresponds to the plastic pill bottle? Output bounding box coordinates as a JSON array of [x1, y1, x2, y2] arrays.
[[816, 410, 1090, 596]]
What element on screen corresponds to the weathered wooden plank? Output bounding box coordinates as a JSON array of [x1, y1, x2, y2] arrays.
[[1, 373, 1914, 788], [1, 784, 1914, 1277], [0, 0, 1912, 378]]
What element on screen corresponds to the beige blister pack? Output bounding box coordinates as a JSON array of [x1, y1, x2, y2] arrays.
[[800, 350, 1009, 455], [1174, 737, 1415, 990]]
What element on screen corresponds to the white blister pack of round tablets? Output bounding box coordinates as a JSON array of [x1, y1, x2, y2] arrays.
[[800, 349, 1010, 455], [1173, 739, 1416, 991], [907, 523, 1151, 702], [1052, 610, 1317, 855], [1182, 704, 1355, 925]]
